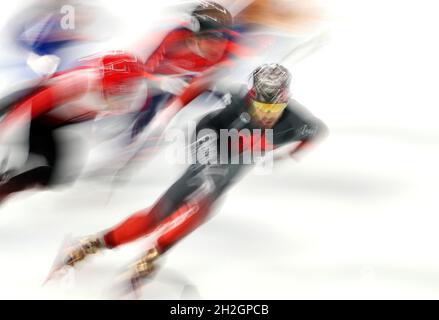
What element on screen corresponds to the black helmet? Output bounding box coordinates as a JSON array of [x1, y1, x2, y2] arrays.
[[191, 1, 233, 34], [250, 64, 291, 103]]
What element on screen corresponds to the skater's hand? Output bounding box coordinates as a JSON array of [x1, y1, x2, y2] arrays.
[[273, 153, 296, 163], [26, 53, 60, 76]]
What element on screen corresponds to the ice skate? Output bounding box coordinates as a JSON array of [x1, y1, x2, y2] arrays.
[[44, 236, 104, 284], [128, 247, 160, 296], [63, 236, 104, 267]]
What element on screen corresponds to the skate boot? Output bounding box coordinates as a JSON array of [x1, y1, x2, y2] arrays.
[[64, 236, 104, 267], [44, 235, 105, 284], [129, 247, 160, 291]]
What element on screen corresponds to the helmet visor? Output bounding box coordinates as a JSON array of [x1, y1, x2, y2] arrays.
[[252, 100, 287, 113]]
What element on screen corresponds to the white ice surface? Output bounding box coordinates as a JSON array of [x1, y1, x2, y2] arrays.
[[0, 0, 439, 299]]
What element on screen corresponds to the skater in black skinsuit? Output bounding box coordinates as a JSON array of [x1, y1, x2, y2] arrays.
[[57, 64, 328, 290]]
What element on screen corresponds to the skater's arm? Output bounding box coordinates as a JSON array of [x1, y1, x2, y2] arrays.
[[285, 120, 327, 159], [175, 55, 236, 106], [138, 69, 234, 142], [277, 100, 328, 159], [143, 29, 188, 74]]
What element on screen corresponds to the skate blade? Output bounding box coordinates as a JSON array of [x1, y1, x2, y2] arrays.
[[42, 234, 75, 286]]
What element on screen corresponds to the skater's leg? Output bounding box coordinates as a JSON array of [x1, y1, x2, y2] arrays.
[[154, 164, 245, 253], [28, 119, 59, 184], [155, 197, 213, 253], [102, 207, 157, 248], [103, 164, 206, 248], [59, 164, 244, 274], [125, 163, 245, 286], [0, 119, 58, 201]]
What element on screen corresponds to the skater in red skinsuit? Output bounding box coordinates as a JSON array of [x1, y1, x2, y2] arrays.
[[128, 1, 246, 141], [0, 52, 145, 203]]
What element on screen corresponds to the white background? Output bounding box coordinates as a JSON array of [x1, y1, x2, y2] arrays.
[[0, 0, 438, 299]]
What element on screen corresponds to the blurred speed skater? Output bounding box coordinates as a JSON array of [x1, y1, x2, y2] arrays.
[[124, 1, 243, 156], [54, 63, 328, 293], [0, 51, 145, 204], [5, 0, 116, 79]]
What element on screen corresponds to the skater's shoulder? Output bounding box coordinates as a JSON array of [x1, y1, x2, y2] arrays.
[[284, 99, 323, 123], [285, 99, 312, 115]]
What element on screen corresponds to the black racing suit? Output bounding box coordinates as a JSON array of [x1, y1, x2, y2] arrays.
[[128, 91, 328, 252]]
